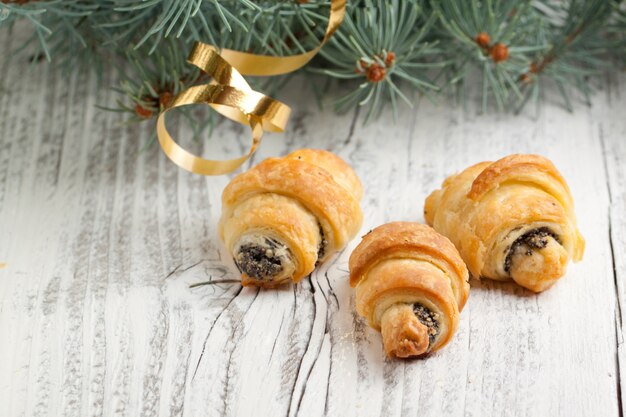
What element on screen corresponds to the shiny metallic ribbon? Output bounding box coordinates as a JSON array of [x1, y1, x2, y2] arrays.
[[156, 0, 346, 175]]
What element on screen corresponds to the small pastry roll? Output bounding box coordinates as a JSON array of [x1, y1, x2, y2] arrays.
[[219, 149, 363, 288], [349, 222, 469, 358], [424, 154, 585, 293]]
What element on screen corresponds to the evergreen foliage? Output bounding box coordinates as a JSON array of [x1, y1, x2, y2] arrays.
[[1, 0, 624, 123]]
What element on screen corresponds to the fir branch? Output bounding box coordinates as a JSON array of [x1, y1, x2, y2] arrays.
[[108, 38, 201, 121], [318, 0, 443, 122], [108, 34, 291, 133], [433, 0, 547, 112], [0, 1, 99, 63], [517, 0, 614, 110], [2, 0, 626, 125], [608, 0, 626, 65]]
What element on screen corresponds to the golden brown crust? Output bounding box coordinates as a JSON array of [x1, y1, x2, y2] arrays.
[[222, 194, 320, 285], [425, 154, 584, 292], [467, 154, 572, 205], [349, 222, 468, 358], [424, 162, 490, 228], [286, 149, 363, 201], [222, 155, 362, 252], [349, 222, 469, 309], [381, 304, 430, 358], [241, 273, 290, 288], [219, 149, 363, 287]]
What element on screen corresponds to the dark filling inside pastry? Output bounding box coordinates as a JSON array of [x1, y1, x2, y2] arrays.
[[316, 223, 328, 265], [504, 227, 561, 273], [412, 303, 440, 346], [235, 237, 287, 280]]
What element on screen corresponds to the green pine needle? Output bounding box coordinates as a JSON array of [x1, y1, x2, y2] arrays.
[[1, 0, 625, 125]]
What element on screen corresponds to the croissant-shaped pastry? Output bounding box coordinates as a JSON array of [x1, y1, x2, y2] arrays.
[[349, 222, 469, 358], [219, 149, 363, 288], [424, 154, 585, 293]]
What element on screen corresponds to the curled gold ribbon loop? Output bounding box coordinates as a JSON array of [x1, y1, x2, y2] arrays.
[[156, 0, 346, 175], [156, 46, 291, 176], [220, 0, 346, 76]]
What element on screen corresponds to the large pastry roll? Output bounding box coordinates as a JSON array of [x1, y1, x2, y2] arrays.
[[349, 222, 469, 358], [219, 149, 363, 288], [424, 154, 585, 293]]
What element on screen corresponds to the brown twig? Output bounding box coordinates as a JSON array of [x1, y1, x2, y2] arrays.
[[519, 24, 587, 83]]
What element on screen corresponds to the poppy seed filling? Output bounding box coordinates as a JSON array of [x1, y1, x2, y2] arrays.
[[412, 303, 440, 345], [504, 227, 561, 273], [235, 237, 288, 280], [316, 223, 328, 264]]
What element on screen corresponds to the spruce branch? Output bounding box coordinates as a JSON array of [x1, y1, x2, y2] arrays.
[[517, 0, 614, 110], [109, 38, 200, 121], [2, 0, 626, 125], [0, 1, 100, 63], [318, 0, 443, 122], [433, 0, 547, 112], [107, 34, 292, 136], [95, 0, 328, 56], [608, 0, 626, 65]]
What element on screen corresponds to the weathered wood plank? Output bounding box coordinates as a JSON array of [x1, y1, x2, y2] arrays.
[[0, 27, 624, 417], [598, 72, 626, 415]]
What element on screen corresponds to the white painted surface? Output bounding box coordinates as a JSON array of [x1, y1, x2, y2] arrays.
[[0, 36, 624, 417]]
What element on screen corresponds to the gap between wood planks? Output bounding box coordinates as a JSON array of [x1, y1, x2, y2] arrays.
[[600, 123, 625, 417]]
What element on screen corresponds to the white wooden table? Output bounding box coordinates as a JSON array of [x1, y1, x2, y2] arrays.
[[1, 37, 625, 417]]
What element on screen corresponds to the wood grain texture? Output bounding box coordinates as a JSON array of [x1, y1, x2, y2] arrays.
[[1, 32, 625, 417]]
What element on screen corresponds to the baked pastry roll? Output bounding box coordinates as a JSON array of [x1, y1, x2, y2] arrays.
[[219, 149, 363, 288], [349, 222, 469, 358], [424, 154, 585, 293]]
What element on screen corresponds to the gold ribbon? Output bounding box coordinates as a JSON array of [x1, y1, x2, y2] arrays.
[[156, 0, 346, 175], [219, 0, 346, 76]]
